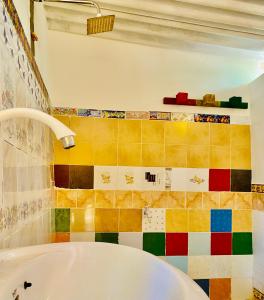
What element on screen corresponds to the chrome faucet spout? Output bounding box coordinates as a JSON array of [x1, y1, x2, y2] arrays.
[[0, 108, 76, 149]]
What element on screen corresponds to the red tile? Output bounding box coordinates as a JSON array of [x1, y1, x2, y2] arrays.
[[166, 233, 188, 256], [209, 169, 230, 191], [211, 233, 232, 255], [54, 233, 70, 243]]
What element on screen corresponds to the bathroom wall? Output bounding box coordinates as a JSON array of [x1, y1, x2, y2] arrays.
[[249, 74, 264, 299], [0, 0, 53, 248], [47, 30, 263, 111], [53, 108, 253, 300]]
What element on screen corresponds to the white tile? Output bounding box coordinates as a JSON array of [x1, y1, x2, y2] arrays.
[[188, 233, 210, 256], [119, 232, 143, 250], [209, 255, 232, 278], [186, 168, 209, 192], [232, 255, 253, 278], [70, 232, 95, 242], [230, 115, 251, 125], [94, 166, 117, 190], [231, 278, 253, 300], [117, 167, 142, 190], [188, 256, 211, 279], [141, 168, 165, 191], [143, 208, 165, 232], [171, 168, 187, 191]]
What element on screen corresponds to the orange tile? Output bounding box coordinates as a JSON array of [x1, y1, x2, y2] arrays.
[[210, 278, 231, 300], [69, 141, 94, 165], [95, 208, 119, 232], [119, 209, 142, 232], [54, 233, 70, 243], [70, 208, 94, 232]]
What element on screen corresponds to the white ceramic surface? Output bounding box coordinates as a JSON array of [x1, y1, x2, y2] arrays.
[[0, 242, 209, 300]]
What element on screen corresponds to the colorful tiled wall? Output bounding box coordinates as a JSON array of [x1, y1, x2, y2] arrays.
[[53, 109, 253, 300], [0, 0, 53, 248]]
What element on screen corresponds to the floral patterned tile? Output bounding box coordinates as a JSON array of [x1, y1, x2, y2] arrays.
[[52, 107, 77, 116], [142, 208, 165, 232], [194, 114, 230, 123], [77, 109, 101, 117], [171, 112, 194, 122], [125, 111, 150, 120], [150, 111, 171, 121], [101, 110, 125, 119]]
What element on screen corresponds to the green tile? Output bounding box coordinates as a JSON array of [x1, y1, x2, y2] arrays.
[[232, 232, 252, 255], [51, 209, 55, 232], [143, 233, 165, 256], [55, 208, 70, 232], [95, 233, 118, 244]]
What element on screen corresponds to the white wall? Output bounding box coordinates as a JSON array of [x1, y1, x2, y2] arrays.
[[13, 0, 31, 42], [47, 30, 263, 112]]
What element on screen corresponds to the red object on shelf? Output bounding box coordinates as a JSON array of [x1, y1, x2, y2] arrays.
[[175, 92, 188, 105], [163, 97, 176, 105], [187, 99, 196, 106]]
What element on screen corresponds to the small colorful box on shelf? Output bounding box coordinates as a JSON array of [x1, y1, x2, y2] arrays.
[[163, 92, 248, 109]]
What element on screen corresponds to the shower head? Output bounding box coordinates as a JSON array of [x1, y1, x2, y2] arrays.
[[42, 0, 115, 34]]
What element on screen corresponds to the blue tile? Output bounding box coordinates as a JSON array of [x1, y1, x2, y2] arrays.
[[165, 256, 188, 273], [211, 209, 232, 232], [194, 279, 209, 296]]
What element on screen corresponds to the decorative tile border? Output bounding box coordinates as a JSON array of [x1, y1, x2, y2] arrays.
[[53, 107, 231, 124], [254, 288, 264, 300], [2, 0, 50, 107], [252, 184, 264, 193], [163, 92, 248, 109]]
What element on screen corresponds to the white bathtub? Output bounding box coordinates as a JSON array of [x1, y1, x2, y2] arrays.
[[0, 242, 209, 300]]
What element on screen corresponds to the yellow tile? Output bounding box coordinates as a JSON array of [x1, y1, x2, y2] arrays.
[[56, 189, 77, 208], [220, 192, 235, 209], [203, 192, 220, 209], [151, 192, 167, 208], [234, 193, 252, 209], [70, 116, 94, 143], [210, 146, 230, 169], [164, 122, 188, 144], [165, 145, 187, 167], [230, 125, 250, 146], [95, 208, 119, 232], [187, 123, 210, 145], [132, 191, 152, 208], [93, 142, 117, 165], [210, 123, 230, 146], [252, 193, 264, 211], [95, 190, 115, 208], [115, 191, 132, 208], [118, 143, 142, 166], [71, 208, 94, 232], [77, 190, 95, 208], [142, 143, 164, 167], [118, 120, 141, 143], [188, 210, 210, 232], [142, 120, 164, 143], [231, 145, 251, 169], [119, 209, 142, 232], [93, 118, 118, 144], [54, 139, 70, 164], [186, 192, 203, 208], [69, 141, 94, 165], [166, 209, 188, 232], [187, 145, 210, 168], [232, 210, 252, 232], [55, 115, 70, 127], [167, 192, 185, 208]]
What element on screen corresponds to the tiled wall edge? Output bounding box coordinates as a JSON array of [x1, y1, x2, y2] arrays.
[[254, 288, 264, 300], [2, 0, 50, 107]]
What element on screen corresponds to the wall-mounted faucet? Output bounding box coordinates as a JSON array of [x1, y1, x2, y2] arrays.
[[0, 108, 76, 149]]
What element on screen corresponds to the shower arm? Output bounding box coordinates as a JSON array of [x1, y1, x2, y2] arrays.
[[42, 0, 102, 16]]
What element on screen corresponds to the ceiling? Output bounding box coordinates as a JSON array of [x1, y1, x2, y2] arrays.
[[43, 0, 264, 55]]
